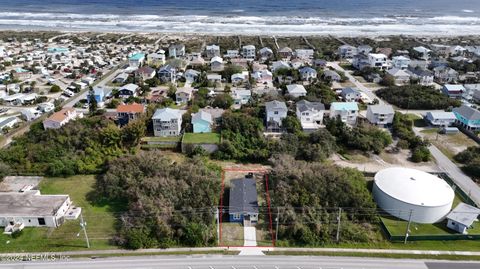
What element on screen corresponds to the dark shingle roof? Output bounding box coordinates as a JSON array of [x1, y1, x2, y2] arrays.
[[296, 100, 325, 112], [229, 178, 258, 214], [453, 105, 480, 121]]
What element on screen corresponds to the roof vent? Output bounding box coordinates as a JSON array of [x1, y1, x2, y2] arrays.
[[410, 177, 416, 181]]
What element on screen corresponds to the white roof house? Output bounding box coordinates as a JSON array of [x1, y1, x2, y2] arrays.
[[425, 112, 457, 127], [286, 84, 307, 98], [366, 104, 394, 126]]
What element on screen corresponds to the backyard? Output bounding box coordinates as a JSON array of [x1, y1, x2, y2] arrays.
[[183, 132, 221, 144]]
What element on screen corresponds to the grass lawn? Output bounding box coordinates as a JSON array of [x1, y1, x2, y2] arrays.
[[183, 133, 221, 144], [220, 223, 244, 247], [0, 175, 123, 253], [141, 136, 182, 142]]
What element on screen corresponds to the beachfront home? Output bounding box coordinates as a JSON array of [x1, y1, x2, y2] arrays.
[[357, 45, 373, 54], [338, 45, 358, 59], [278, 47, 293, 60], [42, 108, 83, 130], [366, 104, 394, 126], [442, 84, 465, 99], [225, 50, 239, 59], [286, 84, 307, 98], [330, 102, 359, 125], [299, 67, 317, 81], [413, 46, 432, 60], [391, 56, 411, 70], [116, 103, 145, 125], [152, 108, 184, 137], [169, 44, 185, 58], [265, 100, 288, 131], [296, 100, 325, 130], [191, 110, 213, 133], [205, 44, 221, 59], [175, 87, 193, 105], [453, 105, 480, 131], [229, 177, 258, 225], [158, 65, 176, 83], [242, 45, 256, 60], [295, 49, 314, 60], [386, 68, 411, 85], [118, 83, 139, 98], [425, 111, 457, 127], [128, 53, 145, 68], [259, 47, 274, 61]]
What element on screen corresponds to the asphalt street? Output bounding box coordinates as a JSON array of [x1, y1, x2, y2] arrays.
[[0, 255, 479, 269]]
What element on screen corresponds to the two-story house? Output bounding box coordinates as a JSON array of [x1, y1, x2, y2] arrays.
[[453, 105, 480, 131], [242, 45, 256, 60], [366, 104, 395, 126], [265, 100, 288, 131], [296, 100, 325, 130], [330, 102, 359, 126], [116, 103, 145, 125]]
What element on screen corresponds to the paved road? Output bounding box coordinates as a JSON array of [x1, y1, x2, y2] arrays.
[[3, 255, 480, 269], [327, 61, 383, 104], [429, 145, 480, 205]]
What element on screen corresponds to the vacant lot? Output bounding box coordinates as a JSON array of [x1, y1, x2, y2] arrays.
[[0, 175, 122, 252], [420, 128, 478, 160], [183, 132, 221, 144]]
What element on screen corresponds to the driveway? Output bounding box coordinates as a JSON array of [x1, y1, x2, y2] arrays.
[[243, 226, 257, 246]]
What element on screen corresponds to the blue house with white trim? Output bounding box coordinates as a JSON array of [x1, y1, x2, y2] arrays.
[[453, 105, 480, 131], [229, 177, 259, 225]]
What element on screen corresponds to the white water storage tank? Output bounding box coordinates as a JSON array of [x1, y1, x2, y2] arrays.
[[373, 167, 454, 224]]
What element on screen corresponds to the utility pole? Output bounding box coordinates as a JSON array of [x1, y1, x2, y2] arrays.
[[336, 207, 342, 242], [404, 209, 413, 244], [78, 213, 90, 248], [275, 207, 280, 244], [216, 207, 220, 246]]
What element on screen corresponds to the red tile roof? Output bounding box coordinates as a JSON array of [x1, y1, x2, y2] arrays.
[[116, 103, 145, 114]]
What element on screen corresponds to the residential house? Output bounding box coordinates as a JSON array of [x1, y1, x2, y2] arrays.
[[386, 68, 411, 85], [231, 71, 249, 85], [242, 45, 256, 60], [116, 103, 145, 125], [406, 67, 434, 86], [175, 87, 193, 105], [453, 105, 480, 131], [446, 203, 480, 234], [207, 74, 222, 85], [312, 59, 327, 69], [0, 191, 79, 232], [158, 64, 176, 83], [271, 61, 291, 72], [259, 47, 273, 61], [296, 100, 325, 130], [89, 86, 112, 104], [413, 46, 432, 60], [338, 45, 358, 59], [0, 117, 18, 132], [146, 52, 165, 67], [392, 56, 411, 70], [229, 177, 258, 225], [252, 69, 273, 83], [169, 44, 185, 58], [368, 53, 388, 70], [366, 104, 395, 126], [286, 84, 307, 98], [184, 69, 201, 83], [12, 67, 32, 80], [434, 66, 459, 83], [442, 84, 465, 99], [152, 108, 184, 137], [425, 111, 457, 127], [341, 88, 361, 102], [21, 108, 41, 121], [448, 45, 467, 56], [191, 110, 213, 133], [205, 44, 221, 59], [210, 56, 224, 72], [231, 89, 252, 108], [290, 59, 304, 69], [128, 53, 145, 68], [225, 49, 239, 58], [352, 53, 370, 70], [265, 100, 288, 131], [278, 47, 293, 60], [112, 73, 129, 84], [118, 83, 139, 98], [357, 45, 373, 54], [200, 107, 224, 125], [136, 66, 156, 80], [330, 102, 359, 125], [43, 108, 83, 130], [323, 70, 341, 82], [299, 66, 317, 81], [295, 49, 314, 60]]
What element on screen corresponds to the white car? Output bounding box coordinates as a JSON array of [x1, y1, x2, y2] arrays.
[[82, 103, 89, 109], [63, 90, 74, 97]]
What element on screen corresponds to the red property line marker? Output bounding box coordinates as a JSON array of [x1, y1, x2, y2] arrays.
[[219, 170, 225, 245], [264, 173, 275, 247]]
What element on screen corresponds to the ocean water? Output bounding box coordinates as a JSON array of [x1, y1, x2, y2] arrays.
[[0, 0, 478, 35]]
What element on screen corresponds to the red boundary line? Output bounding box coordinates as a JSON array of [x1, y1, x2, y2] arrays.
[[218, 168, 274, 248]]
